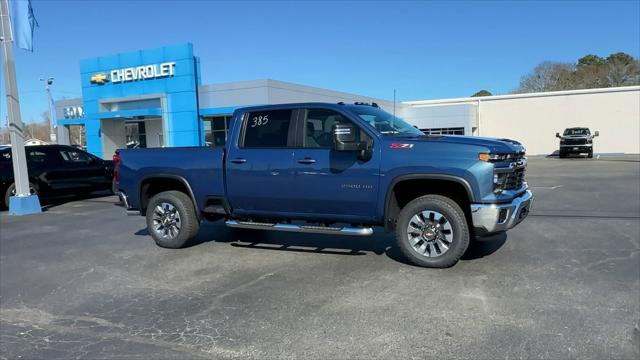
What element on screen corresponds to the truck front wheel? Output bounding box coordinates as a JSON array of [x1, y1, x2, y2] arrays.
[[395, 195, 470, 268], [146, 191, 200, 248]]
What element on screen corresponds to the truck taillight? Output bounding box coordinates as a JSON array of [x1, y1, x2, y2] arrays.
[[113, 151, 120, 182]]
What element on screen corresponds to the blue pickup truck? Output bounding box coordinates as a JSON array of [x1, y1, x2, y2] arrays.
[[115, 102, 532, 268]]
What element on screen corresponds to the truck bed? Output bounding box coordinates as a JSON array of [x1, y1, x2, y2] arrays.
[[117, 147, 225, 211]]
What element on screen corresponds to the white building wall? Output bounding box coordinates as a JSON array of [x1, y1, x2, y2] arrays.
[[403, 104, 477, 135], [477, 88, 640, 155], [100, 119, 125, 157], [265, 80, 397, 113], [198, 80, 270, 109], [198, 79, 396, 113], [144, 118, 164, 148], [404, 86, 640, 155]]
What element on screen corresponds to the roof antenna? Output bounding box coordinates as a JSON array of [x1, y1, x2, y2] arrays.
[[392, 88, 396, 128]]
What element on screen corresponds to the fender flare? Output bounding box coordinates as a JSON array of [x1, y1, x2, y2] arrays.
[[383, 174, 476, 230], [138, 174, 199, 219]]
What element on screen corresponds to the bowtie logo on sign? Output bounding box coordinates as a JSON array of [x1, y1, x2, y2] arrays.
[[90, 73, 109, 85], [90, 62, 177, 85]]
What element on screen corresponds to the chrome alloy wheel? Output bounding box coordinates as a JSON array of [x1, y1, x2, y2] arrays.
[[152, 202, 181, 239], [406, 210, 454, 258]]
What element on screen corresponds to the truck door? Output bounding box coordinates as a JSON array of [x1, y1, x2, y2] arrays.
[[290, 108, 380, 221], [225, 108, 298, 217], [25, 147, 62, 191], [49, 147, 105, 193]]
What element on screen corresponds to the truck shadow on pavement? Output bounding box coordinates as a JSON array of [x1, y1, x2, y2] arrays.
[[135, 221, 508, 266]]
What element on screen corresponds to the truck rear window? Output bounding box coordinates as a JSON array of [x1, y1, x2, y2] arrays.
[[242, 110, 292, 148]]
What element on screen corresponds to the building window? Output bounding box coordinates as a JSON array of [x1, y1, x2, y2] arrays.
[[203, 115, 231, 147], [125, 121, 147, 148], [420, 127, 465, 136]]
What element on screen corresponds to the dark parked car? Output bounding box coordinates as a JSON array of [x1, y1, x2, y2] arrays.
[[556, 127, 599, 158], [0, 145, 114, 208]]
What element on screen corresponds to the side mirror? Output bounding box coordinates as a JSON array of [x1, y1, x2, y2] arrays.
[[594, 131, 599, 137], [333, 123, 365, 152], [87, 157, 97, 164], [555, 132, 561, 138]]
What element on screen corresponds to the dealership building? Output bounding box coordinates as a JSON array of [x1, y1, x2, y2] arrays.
[[56, 43, 640, 158]]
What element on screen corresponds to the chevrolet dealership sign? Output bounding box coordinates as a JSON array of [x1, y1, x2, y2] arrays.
[[90, 62, 176, 85]]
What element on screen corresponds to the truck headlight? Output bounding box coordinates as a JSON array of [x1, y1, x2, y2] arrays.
[[479, 153, 512, 162], [493, 172, 507, 194]]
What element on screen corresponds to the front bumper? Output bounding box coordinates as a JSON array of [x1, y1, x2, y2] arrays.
[[560, 144, 592, 153], [470, 190, 533, 236]]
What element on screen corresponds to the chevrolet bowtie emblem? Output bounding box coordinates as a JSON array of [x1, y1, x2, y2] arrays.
[[90, 73, 109, 85]]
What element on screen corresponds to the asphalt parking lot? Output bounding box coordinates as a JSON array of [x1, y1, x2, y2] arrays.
[[1, 156, 639, 359]]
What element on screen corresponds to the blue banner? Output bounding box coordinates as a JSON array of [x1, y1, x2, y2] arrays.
[[9, 0, 38, 51]]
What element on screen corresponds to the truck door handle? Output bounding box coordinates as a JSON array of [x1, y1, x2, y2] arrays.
[[297, 158, 316, 164], [231, 158, 247, 164]]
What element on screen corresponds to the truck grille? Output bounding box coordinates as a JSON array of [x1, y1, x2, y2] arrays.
[[505, 168, 525, 190], [564, 138, 587, 145], [501, 152, 526, 190]]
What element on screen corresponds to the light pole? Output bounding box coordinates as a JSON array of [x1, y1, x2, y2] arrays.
[[40, 77, 55, 142]]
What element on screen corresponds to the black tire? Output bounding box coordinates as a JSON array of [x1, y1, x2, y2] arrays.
[[559, 151, 566, 158], [3, 182, 38, 209], [146, 191, 200, 248], [587, 151, 593, 158], [111, 178, 117, 195], [395, 195, 470, 268]]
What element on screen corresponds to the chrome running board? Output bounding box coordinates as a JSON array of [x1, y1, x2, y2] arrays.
[[225, 220, 373, 236]]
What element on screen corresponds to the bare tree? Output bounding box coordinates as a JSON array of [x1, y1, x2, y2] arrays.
[[606, 52, 640, 87], [514, 62, 575, 93], [513, 53, 640, 94]]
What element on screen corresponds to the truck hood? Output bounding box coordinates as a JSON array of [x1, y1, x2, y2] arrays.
[[386, 135, 526, 154]]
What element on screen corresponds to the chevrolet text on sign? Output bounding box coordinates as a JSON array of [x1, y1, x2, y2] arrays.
[[109, 62, 176, 84]]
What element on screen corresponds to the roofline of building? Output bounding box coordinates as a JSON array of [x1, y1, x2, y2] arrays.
[[57, 78, 394, 107], [56, 82, 640, 109], [403, 85, 640, 106], [198, 78, 394, 106]]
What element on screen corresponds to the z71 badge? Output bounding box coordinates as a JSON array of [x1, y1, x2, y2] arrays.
[[390, 143, 414, 149]]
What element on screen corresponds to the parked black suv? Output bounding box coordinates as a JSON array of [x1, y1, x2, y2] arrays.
[[556, 127, 599, 158], [0, 145, 114, 208]]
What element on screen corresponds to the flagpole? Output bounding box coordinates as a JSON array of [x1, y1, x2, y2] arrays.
[[0, 0, 40, 214]]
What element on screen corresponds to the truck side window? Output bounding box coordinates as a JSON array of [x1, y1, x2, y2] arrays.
[[27, 150, 48, 163], [243, 109, 292, 148], [304, 109, 371, 148], [59, 149, 90, 163]]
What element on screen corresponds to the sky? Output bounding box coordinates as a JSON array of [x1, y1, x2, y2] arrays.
[[1, 0, 639, 123]]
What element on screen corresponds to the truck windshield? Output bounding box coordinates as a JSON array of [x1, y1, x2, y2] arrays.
[[351, 107, 424, 137], [564, 128, 590, 136]]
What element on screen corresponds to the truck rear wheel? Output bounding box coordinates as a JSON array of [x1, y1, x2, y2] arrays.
[[395, 195, 470, 268], [146, 191, 199, 248]]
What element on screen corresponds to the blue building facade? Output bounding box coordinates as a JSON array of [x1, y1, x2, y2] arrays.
[[58, 43, 203, 158]]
